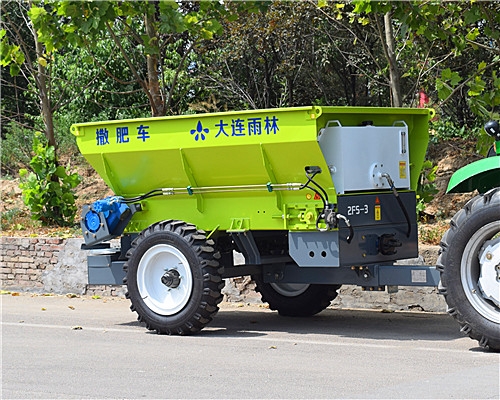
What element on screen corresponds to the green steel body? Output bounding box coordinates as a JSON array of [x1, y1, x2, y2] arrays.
[[72, 106, 432, 233]]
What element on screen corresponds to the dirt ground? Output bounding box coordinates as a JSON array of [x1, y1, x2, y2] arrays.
[[0, 139, 478, 243]]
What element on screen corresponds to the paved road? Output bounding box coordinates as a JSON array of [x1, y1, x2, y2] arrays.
[[1, 293, 499, 399]]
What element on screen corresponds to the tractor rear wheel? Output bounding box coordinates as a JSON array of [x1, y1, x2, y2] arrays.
[[123, 220, 224, 334], [438, 188, 500, 351], [253, 274, 340, 317]]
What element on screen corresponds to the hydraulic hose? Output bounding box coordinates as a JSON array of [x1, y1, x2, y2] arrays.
[[381, 173, 411, 238]]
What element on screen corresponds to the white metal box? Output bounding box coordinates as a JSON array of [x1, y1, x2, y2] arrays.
[[318, 120, 410, 194]]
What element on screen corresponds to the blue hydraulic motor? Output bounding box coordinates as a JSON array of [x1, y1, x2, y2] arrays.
[[81, 196, 138, 246]]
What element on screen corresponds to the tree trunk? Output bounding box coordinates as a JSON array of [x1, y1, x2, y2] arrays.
[[383, 12, 402, 107], [144, 12, 165, 117], [32, 24, 56, 149]]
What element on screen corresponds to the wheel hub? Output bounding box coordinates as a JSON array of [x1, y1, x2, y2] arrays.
[[161, 269, 181, 289], [270, 282, 310, 297], [478, 238, 500, 307]]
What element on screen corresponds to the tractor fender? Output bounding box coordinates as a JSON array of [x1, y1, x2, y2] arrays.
[[447, 156, 500, 194]]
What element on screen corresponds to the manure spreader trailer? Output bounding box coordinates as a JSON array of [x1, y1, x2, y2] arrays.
[[72, 106, 500, 350]]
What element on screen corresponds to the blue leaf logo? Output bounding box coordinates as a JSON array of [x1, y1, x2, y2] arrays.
[[190, 120, 209, 141]]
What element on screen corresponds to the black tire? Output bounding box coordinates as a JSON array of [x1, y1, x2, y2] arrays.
[[253, 273, 340, 317], [437, 188, 500, 351], [123, 220, 224, 335]]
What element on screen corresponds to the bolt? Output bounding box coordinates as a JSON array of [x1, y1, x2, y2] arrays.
[[486, 252, 493, 260]]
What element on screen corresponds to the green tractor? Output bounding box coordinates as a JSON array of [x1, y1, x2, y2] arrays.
[[437, 120, 500, 351]]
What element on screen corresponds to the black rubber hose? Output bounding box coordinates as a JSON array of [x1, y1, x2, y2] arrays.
[[382, 173, 411, 238]]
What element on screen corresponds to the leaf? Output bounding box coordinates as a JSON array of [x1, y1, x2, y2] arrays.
[[468, 76, 486, 97], [38, 57, 47, 67], [28, 6, 47, 22], [466, 28, 480, 41], [463, 8, 481, 25]]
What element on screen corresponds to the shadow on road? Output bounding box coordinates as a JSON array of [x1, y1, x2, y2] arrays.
[[198, 307, 464, 343]]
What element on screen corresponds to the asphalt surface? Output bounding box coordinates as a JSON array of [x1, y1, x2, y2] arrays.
[[1, 293, 499, 399]]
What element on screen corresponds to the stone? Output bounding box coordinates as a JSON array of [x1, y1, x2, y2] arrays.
[[41, 238, 87, 295]]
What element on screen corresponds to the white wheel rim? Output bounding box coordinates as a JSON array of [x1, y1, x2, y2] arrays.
[[270, 282, 310, 297], [478, 238, 500, 308], [461, 221, 500, 324], [137, 244, 193, 316]]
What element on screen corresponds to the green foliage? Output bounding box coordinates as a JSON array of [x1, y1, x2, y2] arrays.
[[19, 133, 81, 227], [27, 0, 269, 117], [429, 118, 493, 155], [429, 119, 480, 142], [326, 1, 500, 122], [1, 122, 35, 174], [0, 28, 25, 76], [416, 160, 439, 218]]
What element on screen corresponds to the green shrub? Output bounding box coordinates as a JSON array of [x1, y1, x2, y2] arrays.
[[416, 160, 439, 218], [429, 118, 482, 143], [0, 208, 24, 231], [19, 132, 81, 227]]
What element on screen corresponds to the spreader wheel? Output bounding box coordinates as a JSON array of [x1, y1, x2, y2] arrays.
[[123, 220, 224, 335], [253, 274, 340, 317]]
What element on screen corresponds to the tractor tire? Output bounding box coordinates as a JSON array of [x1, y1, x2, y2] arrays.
[[437, 188, 500, 351], [123, 220, 224, 335], [253, 274, 340, 317]]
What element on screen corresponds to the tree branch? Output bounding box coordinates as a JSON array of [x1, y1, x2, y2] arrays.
[[439, 58, 500, 107], [105, 21, 154, 110]]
